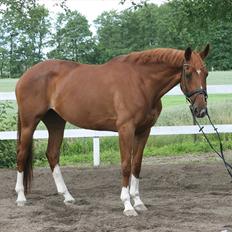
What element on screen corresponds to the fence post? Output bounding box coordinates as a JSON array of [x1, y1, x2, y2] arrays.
[[93, 137, 100, 167], [192, 114, 197, 143]]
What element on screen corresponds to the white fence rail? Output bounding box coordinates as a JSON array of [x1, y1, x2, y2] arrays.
[[1, 86, 232, 166], [1, 125, 232, 166]]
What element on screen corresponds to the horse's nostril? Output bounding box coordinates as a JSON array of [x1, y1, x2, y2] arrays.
[[200, 108, 207, 117], [194, 107, 198, 115]]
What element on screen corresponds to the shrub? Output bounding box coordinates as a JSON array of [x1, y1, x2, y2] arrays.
[[0, 102, 16, 168]]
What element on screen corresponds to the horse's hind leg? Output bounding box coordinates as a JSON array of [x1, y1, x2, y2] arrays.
[[42, 110, 75, 204], [15, 115, 39, 206], [15, 126, 34, 205]]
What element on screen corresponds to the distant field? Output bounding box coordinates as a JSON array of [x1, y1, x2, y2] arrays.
[[162, 93, 232, 108], [0, 70, 231, 92], [0, 79, 18, 92], [207, 71, 232, 85]]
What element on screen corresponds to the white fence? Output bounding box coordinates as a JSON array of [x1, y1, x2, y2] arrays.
[[1, 85, 232, 166]]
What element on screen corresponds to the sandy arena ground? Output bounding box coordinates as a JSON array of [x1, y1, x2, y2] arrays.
[[0, 152, 232, 232]]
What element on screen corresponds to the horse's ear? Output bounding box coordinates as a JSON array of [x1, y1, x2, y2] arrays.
[[199, 44, 210, 59], [184, 47, 192, 61]]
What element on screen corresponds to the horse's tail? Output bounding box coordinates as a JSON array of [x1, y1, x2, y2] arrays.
[[17, 112, 33, 194]]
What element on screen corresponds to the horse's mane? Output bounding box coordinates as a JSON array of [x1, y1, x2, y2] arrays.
[[118, 48, 194, 67]]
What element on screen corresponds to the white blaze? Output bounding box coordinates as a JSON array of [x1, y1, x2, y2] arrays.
[[196, 69, 201, 75]]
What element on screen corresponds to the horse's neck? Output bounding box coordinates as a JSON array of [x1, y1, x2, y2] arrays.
[[140, 63, 182, 104], [154, 67, 181, 97]]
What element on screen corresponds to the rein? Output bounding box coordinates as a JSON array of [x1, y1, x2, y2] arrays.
[[189, 107, 232, 180]]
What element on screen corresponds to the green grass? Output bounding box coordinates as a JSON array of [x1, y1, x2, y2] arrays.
[[162, 93, 232, 108]]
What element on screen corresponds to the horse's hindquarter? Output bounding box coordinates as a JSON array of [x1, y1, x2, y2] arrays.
[[16, 60, 77, 106]]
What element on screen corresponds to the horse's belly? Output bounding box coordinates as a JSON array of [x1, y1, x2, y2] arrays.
[[54, 105, 117, 131]]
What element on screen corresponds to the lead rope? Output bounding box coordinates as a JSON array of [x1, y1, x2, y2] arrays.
[[190, 106, 232, 180]]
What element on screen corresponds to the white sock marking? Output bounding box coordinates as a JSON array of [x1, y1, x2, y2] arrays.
[[130, 175, 145, 207], [120, 186, 135, 212], [15, 171, 26, 204], [52, 165, 75, 203]]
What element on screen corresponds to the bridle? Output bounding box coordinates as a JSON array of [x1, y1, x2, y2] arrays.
[[181, 61, 208, 105], [181, 60, 232, 180]]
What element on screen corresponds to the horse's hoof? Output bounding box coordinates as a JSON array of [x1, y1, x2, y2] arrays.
[[134, 203, 148, 211], [16, 201, 26, 206], [123, 209, 138, 217]]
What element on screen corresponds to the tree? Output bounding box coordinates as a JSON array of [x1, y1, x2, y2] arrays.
[[169, 0, 232, 23], [47, 11, 95, 63], [0, 0, 50, 78], [94, 11, 128, 63], [168, 0, 232, 69], [120, 0, 150, 9], [208, 21, 232, 70]]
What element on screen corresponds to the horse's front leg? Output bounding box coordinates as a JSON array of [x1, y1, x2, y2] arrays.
[[118, 122, 137, 216], [130, 128, 151, 212]]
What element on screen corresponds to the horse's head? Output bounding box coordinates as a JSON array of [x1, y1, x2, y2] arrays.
[[180, 44, 210, 118]]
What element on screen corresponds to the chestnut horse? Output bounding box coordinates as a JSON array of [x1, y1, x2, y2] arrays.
[[15, 45, 209, 216]]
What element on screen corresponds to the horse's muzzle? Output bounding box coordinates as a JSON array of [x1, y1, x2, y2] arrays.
[[192, 105, 207, 118]]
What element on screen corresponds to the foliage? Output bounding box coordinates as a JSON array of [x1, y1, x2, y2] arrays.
[[120, 0, 150, 9], [0, 0, 231, 78], [47, 10, 95, 63], [0, 102, 16, 168], [94, 1, 232, 69], [0, 0, 50, 78], [168, 0, 232, 70], [169, 0, 232, 22], [0, 0, 232, 78]]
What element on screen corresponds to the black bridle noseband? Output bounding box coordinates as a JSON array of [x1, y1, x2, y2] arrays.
[[181, 62, 208, 105]]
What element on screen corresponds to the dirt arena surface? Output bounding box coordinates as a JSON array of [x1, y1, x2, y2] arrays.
[[1, 153, 232, 232]]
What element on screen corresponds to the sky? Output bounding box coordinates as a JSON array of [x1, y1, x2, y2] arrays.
[[38, 0, 166, 28]]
